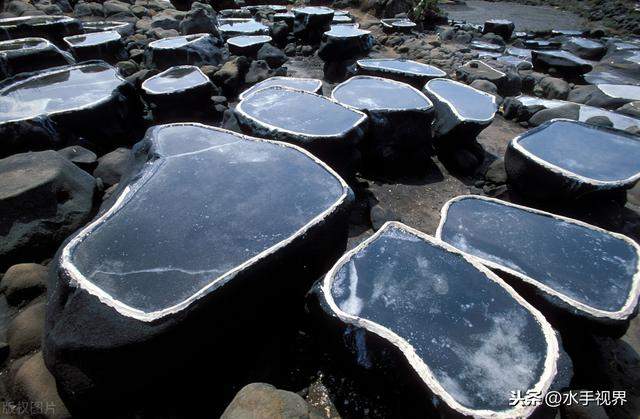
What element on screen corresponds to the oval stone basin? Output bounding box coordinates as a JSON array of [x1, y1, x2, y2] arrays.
[[438, 195, 640, 333], [238, 76, 322, 100], [60, 123, 352, 319], [0, 37, 74, 78], [0, 15, 82, 46], [235, 86, 367, 175], [227, 35, 272, 56], [142, 65, 209, 94], [506, 120, 640, 200], [332, 75, 432, 112], [423, 78, 497, 141], [81, 21, 133, 36], [356, 58, 446, 88], [314, 221, 560, 417], [218, 19, 269, 38]]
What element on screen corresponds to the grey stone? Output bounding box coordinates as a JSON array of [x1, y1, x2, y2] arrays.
[[1, 263, 47, 306], [93, 147, 133, 187]]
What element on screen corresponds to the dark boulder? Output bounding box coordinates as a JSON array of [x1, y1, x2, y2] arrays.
[[568, 84, 640, 110], [455, 60, 521, 97], [482, 19, 514, 41], [57, 145, 98, 172], [562, 37, 606, 61], [532, 50, 593, 77], [318, 25, 373, 63], [256, 43, 287, 68], [93, 147, 133, 187]]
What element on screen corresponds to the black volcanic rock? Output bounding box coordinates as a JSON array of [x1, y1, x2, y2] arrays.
[[63, 30, 126, 64], [0, 61, 142, 157], [505, 119, 640, 201], [438, 195, 640, 336], [309, 221, 569, 418], [532, 50, 593, 76], [568, 84, 640, 110], [44, 123, 353, 414], [227, 35, 272, 57], [144, 33, 223, 70], [0, 15, 82, 47], [356, 58, 446, 89], [235, 86, 367, 177], [0, 37, 74, 79], [482, 19, 514, 41]]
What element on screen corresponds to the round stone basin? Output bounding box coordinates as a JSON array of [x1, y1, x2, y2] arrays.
[[0, 62, 124, 124], [320, 221, 559, 416], [292, 6, 334, 16], [598, 83, 640, 100], [64, 30, 121, 48], [227, 35, 271, 48], [148, 33, 208, 49], [218, 19, 269, 37], [81, 21, 132, 35], [237, 86, 366, 137], [513, 119, 640, 183], [61, 123, 350, 319], [238, 76, 322, 100], [332, 75, 432, 112], [142, 65, 209, 94], [424, 78, 497, 122], [323, 24, 370, 39], [438, 195, 640, 320]]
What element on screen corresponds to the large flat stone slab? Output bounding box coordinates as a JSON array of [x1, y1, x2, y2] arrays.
[[0, 37, 74, 79], [45, 123, 353, 412], [438, 195, 640, 335], [238, 76, 322, 100], [235, 86, 367, 176], [0, 61, 141, 157], [356, 58, 446, 89], [505, 119, 640, 200], [0, 16, 82, 47], [310, 221, 566, 417], [144, 33, 223, 70]]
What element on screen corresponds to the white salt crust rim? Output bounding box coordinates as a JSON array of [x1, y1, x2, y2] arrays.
[[321, 221, 560, 419], [0, 37, 51, 54], [462, 60, 507, 79], [63, 30, 121, 48], [0, 62, 125, 124], [356, 58, 447, 79], [509, 118, 640, 187], [424, 78, 498, 123], [141, 65, 210, 95], [436, 195, 640, 321], [330, 75, 434, 113], [237, 76, 323, 101], [148, 33, 210, 50], [60, 123, 352, 322], [235, 86, 369, 140], [0, 15, 76, 27]]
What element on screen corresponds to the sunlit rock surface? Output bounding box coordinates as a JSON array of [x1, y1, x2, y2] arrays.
[[422, 78, 497, 145], [63, 31, 125, 64], [0, 61, 141, 157], [292, 6, 334, 44], [141, 65, 214, 121], [332, 76, 433, 171], [309, 222, 566, 417], [562, 37, 606, 61], [238, 76, 322, 100], [506, 119, 640, 201], [218, 18, 270, 39], [356, 58, 446, 89], [380, 18, 415, 34], [81, 21, 133, 37], [45, 123, 353, 413], [568, 84, 640, 110], [0, 37, 74, 79], [0, 16, 82, 47], [438, 195, 640, 335], [318, 25, 373, 62], [144, 33, 223, 70], [235, 86, 367, 176], [532, 50, 593, 76], [227, 35, 272, 57]]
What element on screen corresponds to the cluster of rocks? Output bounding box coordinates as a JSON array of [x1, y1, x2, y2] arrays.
[[1, 0, 640, 417]]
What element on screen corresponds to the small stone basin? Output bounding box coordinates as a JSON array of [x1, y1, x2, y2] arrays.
[[506, 119, 640, 200], [227, 35, 272, 57], [142, 65, 210, 94], [523, 39, 561, 50], [483, 19, 515, 40], [332, 15, 353, 24], [81, 21, 133, 37], [563, 37, 606, 60], [63, 30, 125, 63], [311, 221, 563, 417], [292, 6, 334, 43], [470, 40, 503, 53], [532, 50, 593, 76], [145, 33, 223, 70], [423, 78, 497, 142], [356, 58, 446, 88], [380, 18, 416, 34], [235, 86, 367, 176], [0, 15, 82, 46], [318, 25, 373, 62], [0, 37, 74, 78], [218, 19, 270, 38], [238, 76, 322, 100], [438, 195, 640, 335]]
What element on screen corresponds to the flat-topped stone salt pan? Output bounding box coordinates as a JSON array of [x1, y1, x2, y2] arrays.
[[318, 24, 373, 62], [423, 78, 497, 144], [470, 40, 503, 53], [45, 123, 354, 411], [570, 83, 640, 109], [523, 39, 561, 50], [235, 86, 367, 176], [563, 37, 606, 60], [0, 37, 74, 79], [238, 76, 322, 100], [63, 30, 125, 63], [144, 33, 223, 70], [0, 15, 82, 47], [292, 6, 334, 43], [218, 18, 270, 38], [505, 119, 640, 200], [142, 65, 211, 94], [438, 195, 640, 335], [532, 50, 593, 76], [227, 35, 272, 57], [356, 58, 446, 88], [81, 21, 133, 36], [380, 18, 415, 34], [311, 221, 564, 417], [0, 61, 140, 156]]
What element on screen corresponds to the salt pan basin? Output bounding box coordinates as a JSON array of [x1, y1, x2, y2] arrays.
[[45, 123, 354, 411], [238, 76, 322, 100], [144, 33, 223, 70], [217, 18, 270, 39], [356, 58, 446, 88], [438, 195, 640, 336], [0, 37, 73, 79], [422, 78, 497, 145], [0, 15, 82, 47], [309, 221, 565, 418], [235, 86, 367, 176], [505, 119, 640, 201], [63, 30, 125, 63], [0, 61, 140, 156]]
